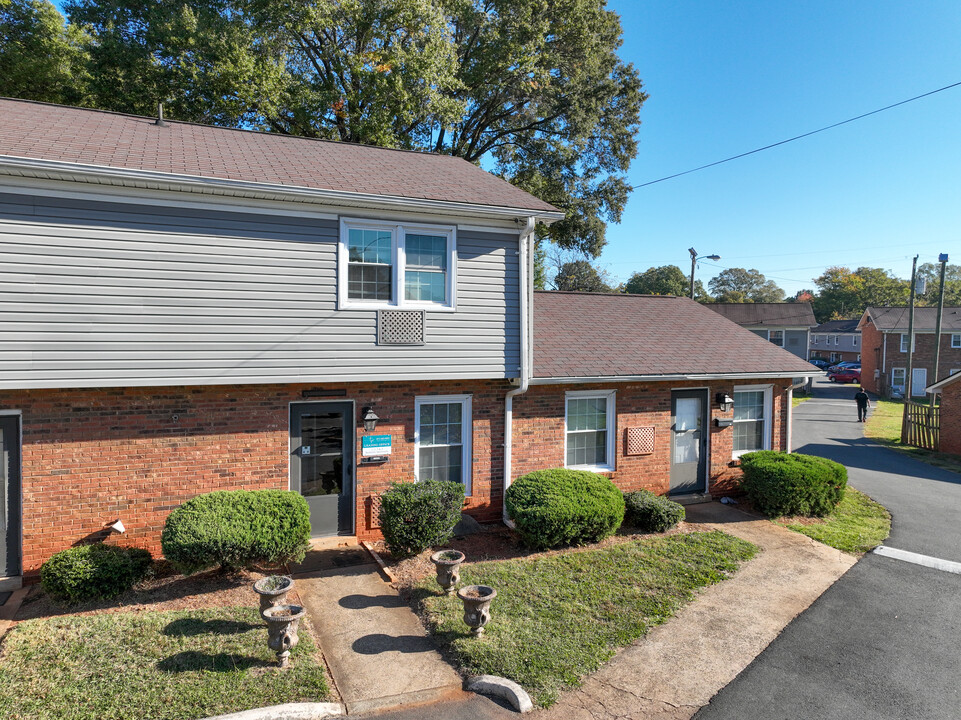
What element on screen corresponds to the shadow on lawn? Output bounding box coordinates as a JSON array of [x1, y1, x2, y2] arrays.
[[162, 617, 259, 637], [156, 650, 271, 673]]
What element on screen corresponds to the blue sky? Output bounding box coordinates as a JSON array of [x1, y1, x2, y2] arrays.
[[602, 0, 961, 296]]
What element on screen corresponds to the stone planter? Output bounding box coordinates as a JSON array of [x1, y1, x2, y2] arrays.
[[430, 549, 465, 594], [262, 604, 305, 668], [457, 584, 496, 636], [253, 575, 294, 614]]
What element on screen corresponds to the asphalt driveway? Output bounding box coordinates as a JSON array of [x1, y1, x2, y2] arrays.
[[695, 377, 961, 719]]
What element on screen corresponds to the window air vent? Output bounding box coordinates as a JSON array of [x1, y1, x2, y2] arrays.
[[625, 426, 656, 455], [378, 310, 426, 345]]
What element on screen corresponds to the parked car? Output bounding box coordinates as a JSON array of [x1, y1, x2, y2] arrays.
[[828, 367, 861, 383], [809, 358, 832, 369], [827, 361, 861, 372]]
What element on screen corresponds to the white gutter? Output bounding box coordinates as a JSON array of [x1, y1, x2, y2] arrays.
[[503, 216, 536, 527], [530, 371, 821, 385], [0, 156, 566, 223]]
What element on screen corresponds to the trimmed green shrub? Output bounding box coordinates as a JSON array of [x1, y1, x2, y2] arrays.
[[740, 451, 847, 518], [505, 468, 625, 550], [623, 490, 685, 532], [161, 490, 311, 575], [41, 543, 153, 603], [379, 480, 465, 558]]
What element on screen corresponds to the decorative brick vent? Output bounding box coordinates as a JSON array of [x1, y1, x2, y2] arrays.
[[625, 426, 656, 455], [368, 494, 383, 529], [378, 310, 426, 345]]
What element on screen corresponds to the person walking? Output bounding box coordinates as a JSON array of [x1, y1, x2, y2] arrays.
[[854, 387, 871, 422]]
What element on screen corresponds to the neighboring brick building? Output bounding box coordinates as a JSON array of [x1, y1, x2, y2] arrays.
[[858, 307, 961, 398], [927, 373, 961, 456], [809, 319, 861, 364], [704, 303, 817, 360]]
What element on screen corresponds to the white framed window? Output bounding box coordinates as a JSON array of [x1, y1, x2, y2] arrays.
[[565, 390, 616, 471], [414, 394, 472, 494], [833, 335, 840, 345], [891, 367, 906, 396], [952, 334, 961, 349], [830, 352, 839, 363], [768, 330, 784, 347], [949, 368, 961, 376], [853, 334, 859, 347], [733, 385, 772, 457], [813, 335, 819, 345], [899, 333, 915, 352], [338, 218, 456, 310]]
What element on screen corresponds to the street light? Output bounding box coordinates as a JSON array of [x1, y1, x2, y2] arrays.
[[689, 248, 720, 299]]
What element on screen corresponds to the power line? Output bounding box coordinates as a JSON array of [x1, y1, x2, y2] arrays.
[[633, 80, 961, 189]]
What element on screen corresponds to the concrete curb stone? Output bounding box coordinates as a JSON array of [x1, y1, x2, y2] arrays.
[[200, 701, 345, 720], [468, 675, 534, 713]]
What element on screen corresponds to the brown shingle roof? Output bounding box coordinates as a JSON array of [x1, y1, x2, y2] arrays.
[[704, 303, 816, 328], [861, 306, 961, 331], [533, 292, 817, 379], [814, 319, 860, 333], [0, 98, 559, 213]]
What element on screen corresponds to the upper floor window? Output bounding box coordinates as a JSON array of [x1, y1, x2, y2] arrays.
[[952, 334, 961, 348], [813, 335, 820, 345], [768, 330, 784, 347], [900, 333, 915, 353], [339, 219, 456, 310], [853, 335, 859, 347], [833, 335, 840, 345]]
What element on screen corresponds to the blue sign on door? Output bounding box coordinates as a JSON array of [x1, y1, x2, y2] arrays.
[[361, 434, 392, 457]]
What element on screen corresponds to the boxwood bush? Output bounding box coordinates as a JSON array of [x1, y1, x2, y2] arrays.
[[623, 490, 686, 532], [740, 450, 847, 517], [161, 489, 311, 575], [41, 543, 153, 604], [379, 479, 465, 558], [505, 468, 625, 550]]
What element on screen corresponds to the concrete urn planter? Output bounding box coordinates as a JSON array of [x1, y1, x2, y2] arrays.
[[253, 575, 294, 614], [457, 584, 496, 636], [430, 549, 465, 594], [262, 604, 305, 668]]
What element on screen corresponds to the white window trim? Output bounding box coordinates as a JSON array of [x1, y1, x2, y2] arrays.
[[891, 367, 906, 394], [338, 217, 457, 311], [564, 389, 616, 472], [768, 329, 784, 346], [732, 384, 773, 458], [414, 394, 472, 495], [952, 334, 961, 349], [899, 333, 915, 353]]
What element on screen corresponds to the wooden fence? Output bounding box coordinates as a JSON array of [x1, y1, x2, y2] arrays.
[[901, 401, 940, 451]]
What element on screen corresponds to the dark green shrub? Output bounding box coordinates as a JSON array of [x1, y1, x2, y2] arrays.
[[379, 480, 465, 558], [41, 543, 153, 603], [623, 490, 686, 532], [161, 490, 311, 575], [505, 469, 625, 550], [740, 451, 847, 517]]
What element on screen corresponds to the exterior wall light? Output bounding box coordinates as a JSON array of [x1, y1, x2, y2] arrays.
[[715, 393, 734, 412], [362, 406, 381, 432]]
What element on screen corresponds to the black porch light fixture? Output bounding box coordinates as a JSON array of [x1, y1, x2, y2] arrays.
[[715, 393, 734, 412], [362, 406, 381, 432]]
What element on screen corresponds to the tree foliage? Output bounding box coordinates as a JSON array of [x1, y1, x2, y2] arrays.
[[0, 0, 90, 105], [916, 262, 961, 307], [554, 260, 616, 293], [56, 0, 646, 257], [811, 266, 908, 322], [624, 264, 708, 299], [708, 268, 784, 304]]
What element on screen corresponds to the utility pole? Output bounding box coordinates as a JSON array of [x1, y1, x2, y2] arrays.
[[901, 255, 919, 443], [931, 253, 949, 397], [688, 248, 720, 300]]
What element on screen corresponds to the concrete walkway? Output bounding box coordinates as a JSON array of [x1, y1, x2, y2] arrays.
[[532, 502, 857, 720], [293, 554, 465, 715]]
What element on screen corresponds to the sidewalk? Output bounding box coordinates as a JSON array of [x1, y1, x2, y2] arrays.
[[532, 501, 857, 720], [292, 551, 465, 715]]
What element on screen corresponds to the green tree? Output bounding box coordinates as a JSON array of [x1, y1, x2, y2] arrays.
[[0, 0, 89, 105], [811, 266, 909, 322], [624, 264, 709, 299], [554, 260, 615, 293], [708, 268, 784, 303], [64, 0, 646, 256], [916, 262, 961, 307]]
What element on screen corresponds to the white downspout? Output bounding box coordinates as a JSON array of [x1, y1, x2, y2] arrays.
[[786, 386, 793, 453], [503, 216, 536, 526]]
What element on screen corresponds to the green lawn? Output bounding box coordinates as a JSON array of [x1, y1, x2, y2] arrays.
[[0, 607, 330, 720], [774, 487, 890, 554], [415, 531, 757, 707], [865, 399, 961, 473]]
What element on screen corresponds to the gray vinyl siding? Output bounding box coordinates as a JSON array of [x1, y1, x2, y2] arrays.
[[784, 330, 808, 359], [0, 192, 520, 389]]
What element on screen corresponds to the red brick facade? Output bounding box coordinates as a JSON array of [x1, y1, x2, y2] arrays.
[[861, 321, 961, 397], [939, 380, 961, 456], [1, 377, 792, 579]]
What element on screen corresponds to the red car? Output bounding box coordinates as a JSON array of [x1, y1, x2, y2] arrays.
[[828, 367, 861, 383]]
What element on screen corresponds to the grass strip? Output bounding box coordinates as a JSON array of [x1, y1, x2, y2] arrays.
[[775, 487, 890, 554], [0, 606, 330, 720], [414, 530, 757, 707], [865, 399, 961, 473]]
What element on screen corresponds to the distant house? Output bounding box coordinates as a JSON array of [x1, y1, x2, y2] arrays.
[[704, 303, 817, 360], [809, 319, 861, 364], [926, 373, 961, 456], [858, 307, 961, 398]]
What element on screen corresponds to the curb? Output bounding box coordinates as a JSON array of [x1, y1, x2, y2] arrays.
[[468, 675, 534, 713], [361, 540, 398, 583], [201, 702, 345, 720]]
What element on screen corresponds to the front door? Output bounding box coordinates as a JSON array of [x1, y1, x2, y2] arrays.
[[670, 390, 708, 495], [0, 416, 21, 578], [290, 403, 354, 537], [911, 368, 927, 397]]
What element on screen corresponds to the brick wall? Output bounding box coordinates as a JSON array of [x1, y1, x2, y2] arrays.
[[860, 322, 883, 394], [940, 381, 961, 455], [511, 380, 791, 499], [0, 379, 510, 578], [864, 326, 961, 397]]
